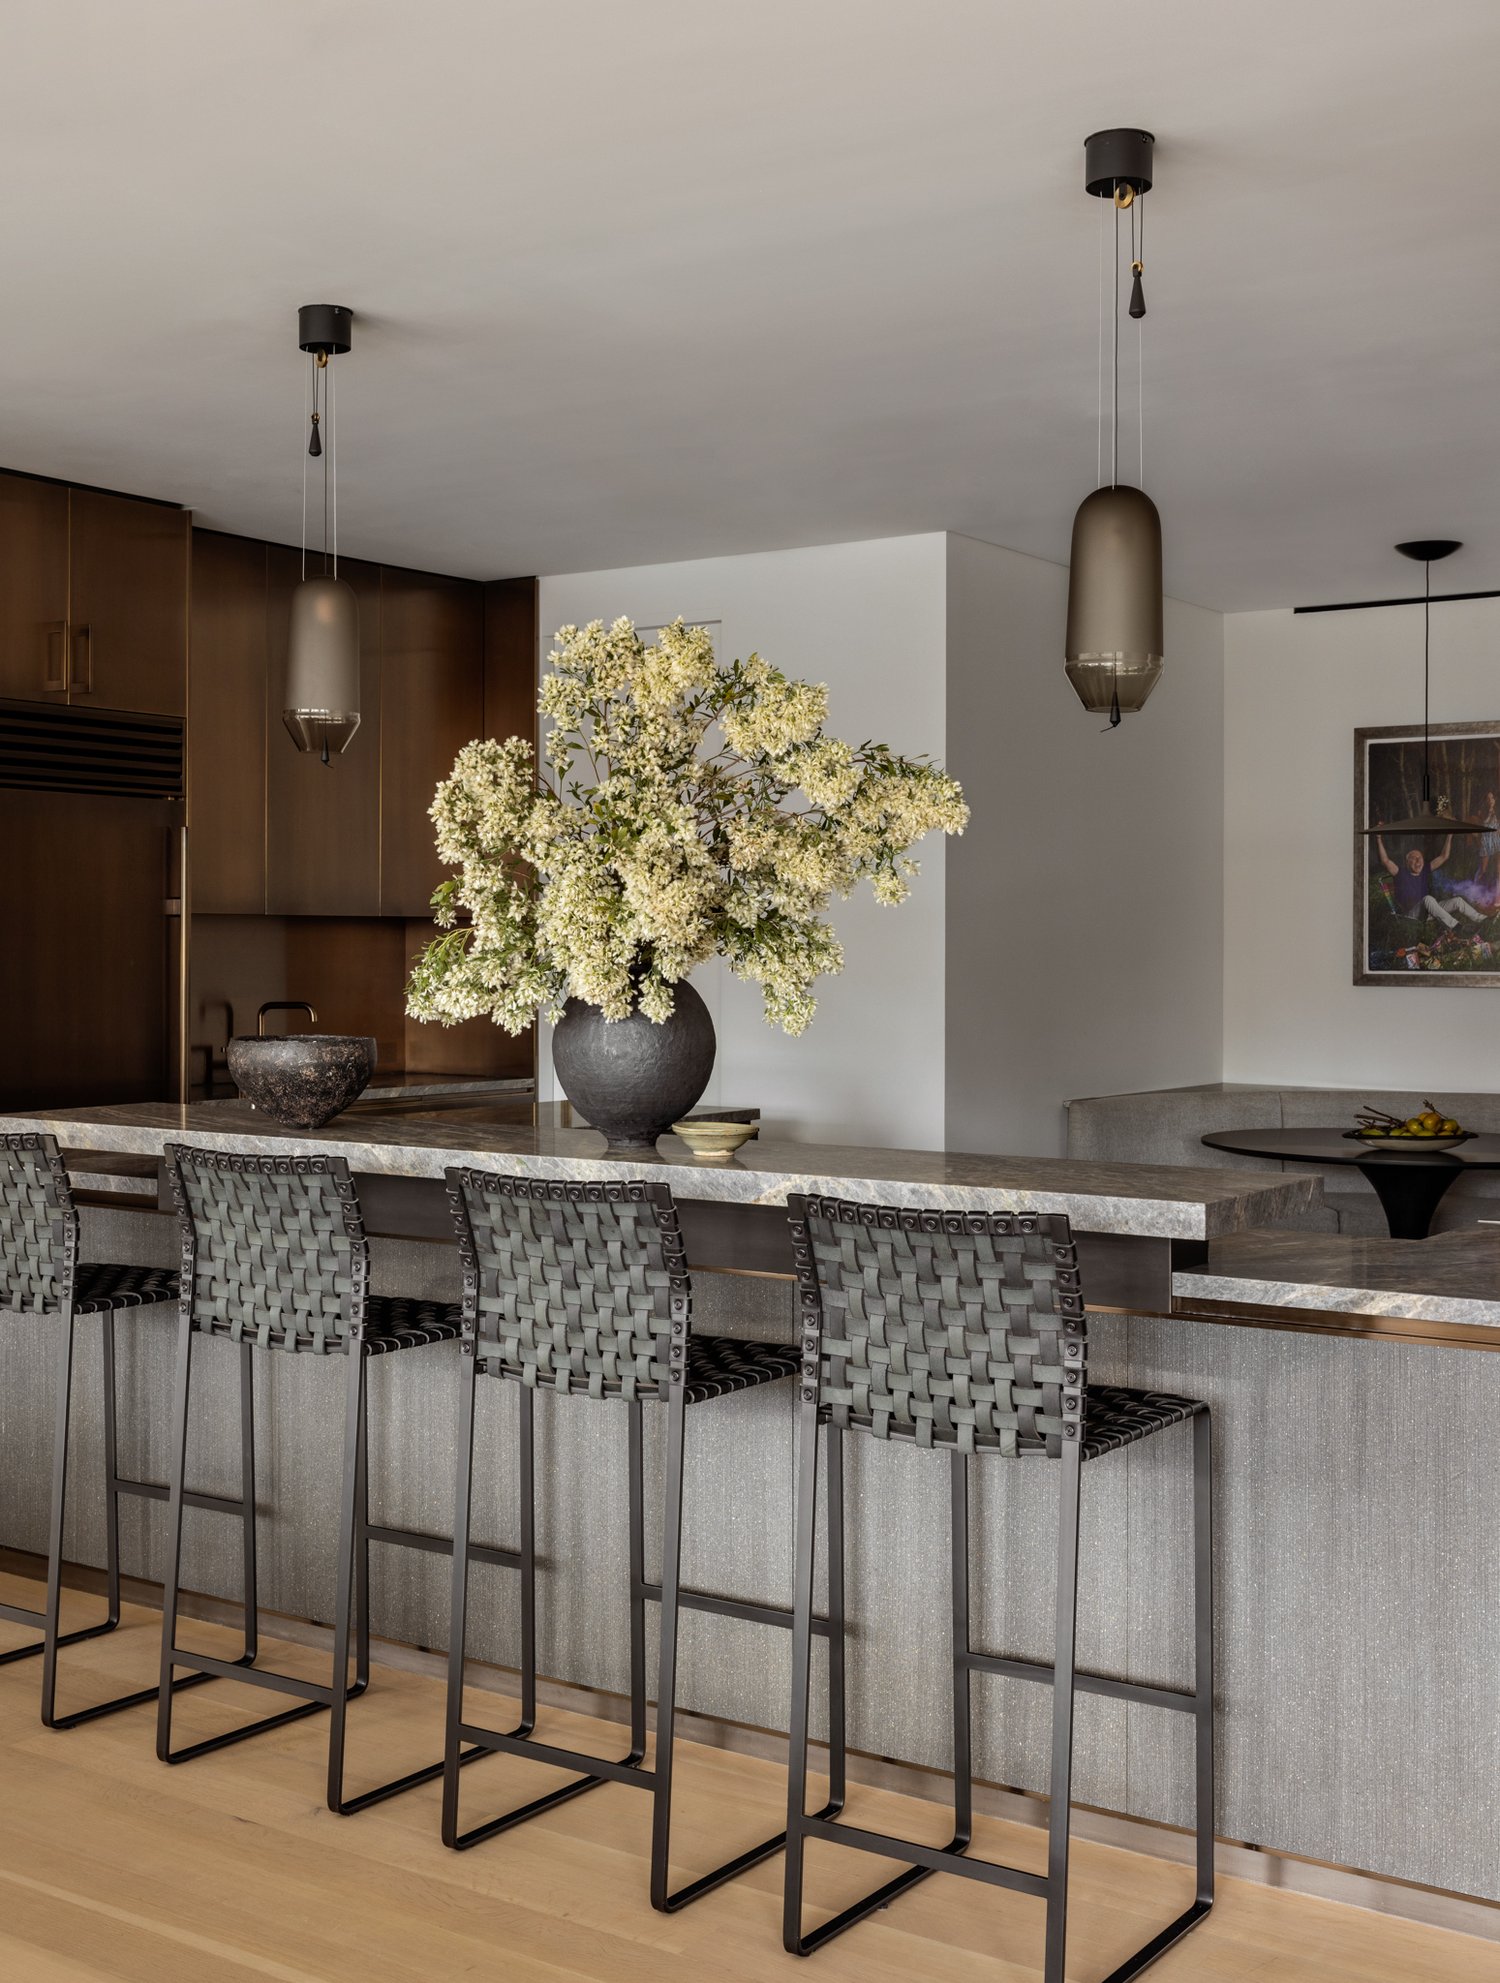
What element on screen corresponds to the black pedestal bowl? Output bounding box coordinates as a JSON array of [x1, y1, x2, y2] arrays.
[[225, 1035, 378, 1130]]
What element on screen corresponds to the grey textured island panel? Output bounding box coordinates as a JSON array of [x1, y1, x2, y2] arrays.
[[1174, 1229, 1500, 1331], [3, 1198, 1496, 1902], [0, 1100, 1320, 1239]]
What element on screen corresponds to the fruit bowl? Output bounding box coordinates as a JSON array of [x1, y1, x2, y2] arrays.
[[1344, 1128, 1473, 1153], [1345, 1101, 1470, 1151]]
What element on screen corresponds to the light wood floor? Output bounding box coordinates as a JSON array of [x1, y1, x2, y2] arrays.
[[0, 1579, 1494, 1983]]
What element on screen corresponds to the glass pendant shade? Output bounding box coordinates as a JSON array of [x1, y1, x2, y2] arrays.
[[1064, 484, 1164, 715], [283, 574, 361, 755]]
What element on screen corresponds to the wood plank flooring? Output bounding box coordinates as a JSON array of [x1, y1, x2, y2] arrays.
[[0, 1579, 1494, 1983]]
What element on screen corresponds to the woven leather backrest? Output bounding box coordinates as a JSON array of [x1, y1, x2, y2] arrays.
[[0, 1133, 76, 1313], [447, 1171, 687, 1401], [166, 1146, 367, 1353], [788, 1196, 1085, 1458]]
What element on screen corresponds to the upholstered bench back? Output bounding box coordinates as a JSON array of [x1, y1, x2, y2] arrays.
[[1066, 1084, 1500, 1235]]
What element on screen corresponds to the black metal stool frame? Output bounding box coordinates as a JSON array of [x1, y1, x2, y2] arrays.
[[157, 1144, 494, 1814], [783, 1195, 1214, 1983], [443, 1169, 844, 1913], [0, 1130, 256, 1730]]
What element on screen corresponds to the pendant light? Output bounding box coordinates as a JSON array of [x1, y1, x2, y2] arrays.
[[284, 303, 360, 765], [1359, 539, 1482, 835], [1065, 128, 1164, 727]]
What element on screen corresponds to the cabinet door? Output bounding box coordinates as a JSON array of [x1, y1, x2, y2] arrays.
[[189, 530, 267, 913], [0, 473, 69, 702], [68, 488, 189, 714], [483, 575, 537, 747], [265, 547, 382, 915], [0, 789, 169, 1108], [379, 566, 483, 916]]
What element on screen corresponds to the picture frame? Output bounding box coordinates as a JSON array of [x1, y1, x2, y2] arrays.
[[1354, 720, 1500, 987]]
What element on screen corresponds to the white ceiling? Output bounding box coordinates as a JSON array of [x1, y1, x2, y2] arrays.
[[2, 0, 1497, 611]]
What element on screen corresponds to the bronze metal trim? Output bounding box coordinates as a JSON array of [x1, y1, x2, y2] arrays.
[[1170, 1292, 1500, 1351]]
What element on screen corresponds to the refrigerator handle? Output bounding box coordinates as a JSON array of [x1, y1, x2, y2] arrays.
[[164, 818, 190, 1102]]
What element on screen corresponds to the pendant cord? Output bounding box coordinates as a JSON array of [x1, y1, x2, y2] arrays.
[[1422, 559, 1432, 806], [329, 357, 338, 579], [1136, 197, 1144, 486], [1097, 194, 1105, 489], [1112, 191, 1119, 488], [321, 364, 330, 577], [301, 357, 310, 582]]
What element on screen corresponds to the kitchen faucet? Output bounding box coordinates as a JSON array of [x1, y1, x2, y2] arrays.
[[256, 1001, 318, 1038]]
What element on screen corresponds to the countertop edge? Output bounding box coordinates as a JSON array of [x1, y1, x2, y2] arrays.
[[3, 1110, 1321, 1243], [1173, 1267, 1500, 1331]]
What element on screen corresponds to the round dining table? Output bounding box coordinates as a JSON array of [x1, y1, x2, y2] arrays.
[[1200, 1126, 1500, 1239]]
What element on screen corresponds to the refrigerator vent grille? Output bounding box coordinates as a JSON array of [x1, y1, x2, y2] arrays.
[[0, 700, 184, 798]]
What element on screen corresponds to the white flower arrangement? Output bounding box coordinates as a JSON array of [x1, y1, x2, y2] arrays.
[[406, 617, 968, 1037]]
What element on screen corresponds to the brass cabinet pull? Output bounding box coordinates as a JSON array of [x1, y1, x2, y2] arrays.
[[71, 623, 93, 695], [44, 621, 68, 692]]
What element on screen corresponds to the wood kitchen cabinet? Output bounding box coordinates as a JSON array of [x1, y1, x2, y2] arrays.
[[0, 472, 69, 702], [483, 576, 537, 749], [67, 488, 189, 715], [378, 565, 484, 915], [265, 546, 383, 915], [0, 472, 188, 714], [188, 529, 268, 913]]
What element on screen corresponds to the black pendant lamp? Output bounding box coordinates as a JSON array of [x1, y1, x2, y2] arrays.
[[1065, 128, 1164, 727], [1360, 539, 1481, 835], [284, 303, 360, 765]]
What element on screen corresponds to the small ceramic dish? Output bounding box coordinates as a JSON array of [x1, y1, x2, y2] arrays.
[[672, 1117, 758, 1161]]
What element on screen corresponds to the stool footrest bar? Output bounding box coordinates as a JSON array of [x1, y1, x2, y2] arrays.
[[363, 1522, 518, 1569], [964, 1650, 1197, 1715], [114, 1477, 245, 1516], [167, 1648, 333, 1703], [635, 1580, 830, 1638], [798, 1815, 1050, 1897], [456, 1720, 655, 1791]]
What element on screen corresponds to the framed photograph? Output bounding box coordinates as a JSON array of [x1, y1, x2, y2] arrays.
[[1354, 720, 1500, 986]]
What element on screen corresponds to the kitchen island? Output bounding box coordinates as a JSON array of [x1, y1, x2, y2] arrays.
[[2, 1096, 1496, 1916]]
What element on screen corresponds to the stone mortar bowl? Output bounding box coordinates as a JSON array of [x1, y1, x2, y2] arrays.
[[225, 1035, 378, 1130]]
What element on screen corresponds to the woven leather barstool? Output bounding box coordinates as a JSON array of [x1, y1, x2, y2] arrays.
[[158, 1144, 470, 1813], [443, 1169, 840, 1912], [784, 1197, 1214, 1983], [0, 1131, 261, 1729]]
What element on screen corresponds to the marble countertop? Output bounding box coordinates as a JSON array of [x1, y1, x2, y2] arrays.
[[1174, 1229, 1500, 1332], [361, 1074, 535, 1099], [0, 1098, 1320, 1240]]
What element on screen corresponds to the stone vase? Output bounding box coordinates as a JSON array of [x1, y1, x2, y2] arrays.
[[552, 981, 715, 1152]]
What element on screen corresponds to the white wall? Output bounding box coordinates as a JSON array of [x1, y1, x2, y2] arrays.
[[1224, 598, 1500, 1088], [539, 535, 949, 1148], [945, 534, 1227, 1155]]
